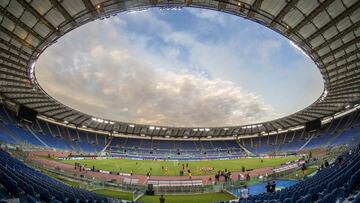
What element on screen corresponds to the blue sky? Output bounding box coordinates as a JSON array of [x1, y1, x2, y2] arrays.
[[36, 8, 323, 127]]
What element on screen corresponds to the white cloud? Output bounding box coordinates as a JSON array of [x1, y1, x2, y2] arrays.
[[36, 8, 322, 127]]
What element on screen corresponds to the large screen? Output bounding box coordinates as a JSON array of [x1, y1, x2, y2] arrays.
[[17, 105, 37, 123], [305, 119, 322, 132]]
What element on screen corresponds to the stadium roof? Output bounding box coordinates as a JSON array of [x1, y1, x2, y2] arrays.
[[0, 0, 359, 138]]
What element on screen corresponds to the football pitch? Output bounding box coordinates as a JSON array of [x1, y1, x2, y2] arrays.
[[60, 156, 299, 176], [138, 192, 236, 203]]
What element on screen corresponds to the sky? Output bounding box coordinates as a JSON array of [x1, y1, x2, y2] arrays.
[[35, 8, 323, 127]]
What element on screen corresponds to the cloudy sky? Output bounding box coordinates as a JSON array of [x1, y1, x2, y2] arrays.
[[36, 8, 323, 127]]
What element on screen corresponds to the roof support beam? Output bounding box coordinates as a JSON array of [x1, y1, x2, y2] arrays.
[[0, 69, 28, 80], [270, 0, 299, 27], [41, 107, 67, 115], [307, 1, 360, 41], [0, 38, 31, 57], [0, 63, 27, 74], [0, 55, 26, 69], [332, 81, 360, 92], [0, 25, 35, 50], [304, 110, 331, 117], [0, 46, 28, 63], [82, 0, 98, 18], [330, 85, 360, 95], [327, 94, 359, 100], [50, 109, 73, 118], [328, 57, 360, 75], [9, 95, 47, 100], [58, 111, 78, 120], [32, 103, 60, 110], [0, 5, 45, 42], [0, 76, 28, 84], [322, 47, 360, 67], [283, 119, 297, 126], [314, 20, 360, 52], [0, 84, 32, 90], [93, 121, 101, 129], [1, 90, 36, 95], [77, 116, 91, 126], [268, 122, 278, 132], [247, 0, 263, 18], [323, 97, 355, 103], [311, 105, 339, 112], [49, 0, 76, 26], [290, 0, 335, 33], [331, 73, 360, 86], [289, 115, 309, 123], [319, 36, 360, 62], [295, 113, 318, 120], [20, 100, 50, 105], [274, 121, 286, 129], [38, 106, 63, 114], [69, 114, 85, 124], [16, 0, 60, 35]]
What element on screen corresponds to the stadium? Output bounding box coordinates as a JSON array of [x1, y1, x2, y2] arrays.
[[0, 0, 360, 203]]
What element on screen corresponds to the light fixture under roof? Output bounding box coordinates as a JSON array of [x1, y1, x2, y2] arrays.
[[91, 117, 115, 125]]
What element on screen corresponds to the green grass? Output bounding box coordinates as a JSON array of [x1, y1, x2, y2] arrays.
[[59, 157, 298, 176], [43, 170, 81, 187], [138, 192, 235, 203], [60, 178, 81, 187], [92, 189, 133, 200]]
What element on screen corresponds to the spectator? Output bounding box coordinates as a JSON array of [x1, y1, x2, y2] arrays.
[[239, 185, 249, 202], [271, 181, 276, 192], [215, 173, 220, 182], [246, 173, 251, 181], [266, 182, 271, 193], [301, 163, 307, 175], [338, 157, 344, 167], [324, 160, 329, 168], [159, 194, 165, 203]]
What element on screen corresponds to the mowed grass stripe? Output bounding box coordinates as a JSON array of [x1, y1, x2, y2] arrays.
[[92, 189, 133, 200], [60, 156, 298, 176], [138, 192, 236, 203]]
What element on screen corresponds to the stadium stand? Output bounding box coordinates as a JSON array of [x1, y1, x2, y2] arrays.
[[239, 111, 360, 155], [0, 149, 122, 203], [222, 145, 360, 203], [1, 104, 360, 159], [107, 137, 246, 160]]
